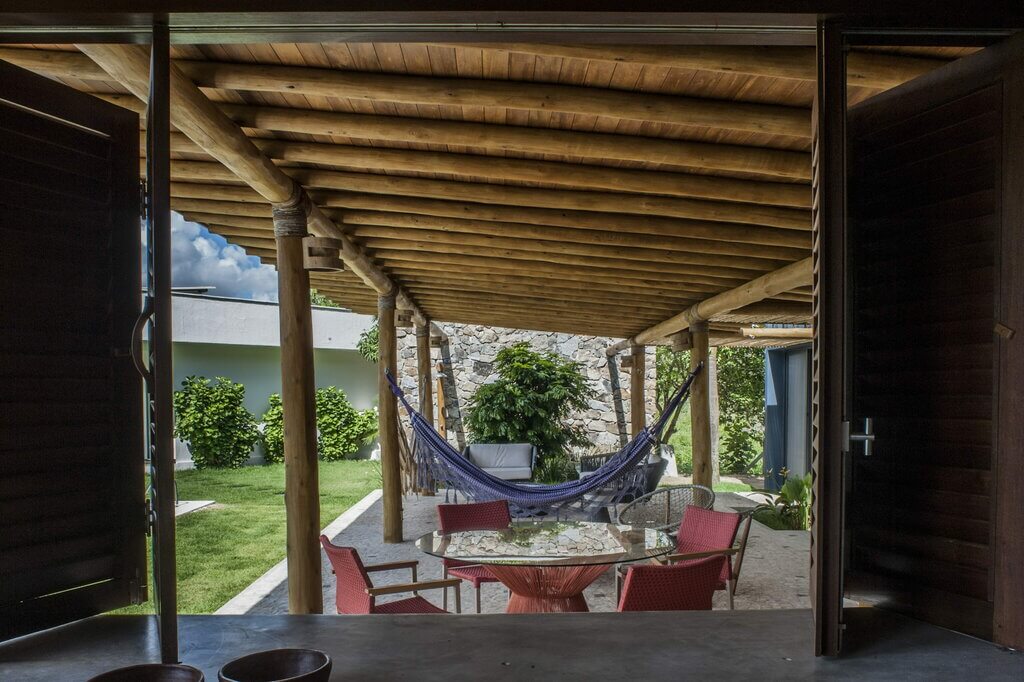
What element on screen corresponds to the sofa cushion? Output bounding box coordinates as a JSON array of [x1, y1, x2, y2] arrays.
[[483, 466, 534, 481], [464, 443, 534, 469]]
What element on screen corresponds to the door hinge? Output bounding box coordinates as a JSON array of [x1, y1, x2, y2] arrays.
[[144, 498, 155, 537], [139, 178, 149, 221], [129, 567, 146, 605]]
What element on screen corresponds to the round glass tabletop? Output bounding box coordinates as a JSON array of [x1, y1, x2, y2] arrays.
[[416, 520, 674, 567]]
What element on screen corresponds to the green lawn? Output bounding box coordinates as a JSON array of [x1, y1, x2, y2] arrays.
[[121, 460, 379, 614]]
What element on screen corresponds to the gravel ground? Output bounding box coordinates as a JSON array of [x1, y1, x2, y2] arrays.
[[245, 491, 809, 615]]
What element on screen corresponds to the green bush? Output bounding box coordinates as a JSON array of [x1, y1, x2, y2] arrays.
[[717, 348, 766, 475], [357, 321, 379, 363], [261, 386, 378, 463], [464, 342, 595, 479], [534, 454, 580, 484], [173, 376, 260, 469]]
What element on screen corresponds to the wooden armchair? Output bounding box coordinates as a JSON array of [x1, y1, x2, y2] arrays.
[[320, 536, 462, 614]]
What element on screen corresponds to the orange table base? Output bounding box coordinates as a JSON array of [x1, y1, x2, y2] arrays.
[[485, 565, 611, 613]]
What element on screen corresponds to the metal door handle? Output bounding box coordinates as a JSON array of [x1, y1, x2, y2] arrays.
[[845, 417, 875, 456]]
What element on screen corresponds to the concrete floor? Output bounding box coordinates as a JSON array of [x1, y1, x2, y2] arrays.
[[1, 609, 1020, 681], [244, 491, 809, 615]]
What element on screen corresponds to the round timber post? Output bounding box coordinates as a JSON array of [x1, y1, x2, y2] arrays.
[[689, 321, 714, 488], [415, 321, 435, 495], [630, 344, 647, 437], [378, 293, 403, 543], [273, 189, 323, 615]]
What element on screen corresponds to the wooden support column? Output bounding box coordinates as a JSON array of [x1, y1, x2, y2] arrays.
[[630, 345, 647, 437], [415, 322, 435, 496], [708, 348, 721, 486], [274, 190, 323, 615], [689, 321, 713, 488], [378, 293, 402, 543]]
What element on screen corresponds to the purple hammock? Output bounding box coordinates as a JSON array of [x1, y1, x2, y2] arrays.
[[385, 362, 702, 519]]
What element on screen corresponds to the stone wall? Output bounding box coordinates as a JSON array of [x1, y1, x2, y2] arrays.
[[396, 323, 655, 453]]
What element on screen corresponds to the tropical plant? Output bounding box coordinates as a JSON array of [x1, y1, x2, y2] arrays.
[[173, 376, 260, 469], [261, 387, 378, 463], [357, 320, 379, 363], [752, 470, 812, 530], [464, 342, 595, 478]]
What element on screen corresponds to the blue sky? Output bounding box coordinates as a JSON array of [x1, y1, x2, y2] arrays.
[[169, 212, 278, 300]]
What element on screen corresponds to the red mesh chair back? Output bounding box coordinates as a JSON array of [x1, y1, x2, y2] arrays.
[[676, 505, 741, 585], [436, 500, 512, 569], [618, 555, 728, 612], [319, 535, 373, 614]]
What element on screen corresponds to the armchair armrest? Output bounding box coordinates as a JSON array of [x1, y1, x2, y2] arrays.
[[365, 577, 464, 613], [365, 578, 462, 597], [364, 558, 418, 583], [658, 547, 739, 564], [364, 560, 419, 573]]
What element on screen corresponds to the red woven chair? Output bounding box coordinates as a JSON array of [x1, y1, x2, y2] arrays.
[[616, 505, 750, 609], [320, 535, 462, 614], [617, 554, 728, 612], [436, 500, 512, 613]]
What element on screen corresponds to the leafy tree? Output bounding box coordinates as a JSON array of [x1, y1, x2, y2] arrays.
[[717, 347, 766, 474], [464, 342, 595, 474], [173, 376, 260, 469], [261, 387, 378, 463], [654, 346, 691, 445], [357, 320, 379, 363], [310, 288, 340, 307]]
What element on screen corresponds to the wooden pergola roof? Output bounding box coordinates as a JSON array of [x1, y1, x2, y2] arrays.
[[0, 42, 971, 343]]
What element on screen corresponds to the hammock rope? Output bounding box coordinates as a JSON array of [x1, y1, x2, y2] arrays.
[[385, 362, 702, 518]]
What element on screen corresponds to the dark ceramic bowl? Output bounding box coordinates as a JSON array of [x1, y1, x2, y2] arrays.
[[218, 648, 331, 682], [87, 663, 205, 682]]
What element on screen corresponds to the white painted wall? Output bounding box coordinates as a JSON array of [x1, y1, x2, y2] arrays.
[[163, 294, 379, 468]]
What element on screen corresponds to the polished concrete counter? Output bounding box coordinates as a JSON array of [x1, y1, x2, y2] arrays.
[[0, 609, 1020, 681]]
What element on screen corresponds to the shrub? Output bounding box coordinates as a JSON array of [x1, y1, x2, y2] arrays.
[[357, 321, 379, 363], [173, 376, 260, 469], [534, 453, 579, 484], [261, 387, 378, 463], [717, 347, 766, 475], [464, 342, 595, 478]]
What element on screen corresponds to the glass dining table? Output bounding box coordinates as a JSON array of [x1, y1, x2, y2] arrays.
[[416, 520, 674, 613]]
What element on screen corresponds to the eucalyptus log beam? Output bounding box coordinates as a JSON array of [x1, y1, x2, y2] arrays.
[[76, 44, 424, 324], [608, 257, 814, 354], [689, 323, 713, 489], [165, 161, 810, 230], [448, 44, 948, 91], [630, 345, 647, 437], [169, 186, 812, 249], [220, 103, 810, 181], [273, 198, 323, 615], [741, 326, 814, 339], [164, 129, 809, 208], [378, 294, 403, 543]]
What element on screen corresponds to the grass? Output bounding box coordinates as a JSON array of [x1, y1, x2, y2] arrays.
[[120, 460, 379, 615]]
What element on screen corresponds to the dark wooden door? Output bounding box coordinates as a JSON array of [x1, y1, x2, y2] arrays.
[[844, 33, 1024, 648], [0, 60, 144, 640]]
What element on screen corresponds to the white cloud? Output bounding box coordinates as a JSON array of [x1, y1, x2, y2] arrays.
[[167, 212, 279, 301]]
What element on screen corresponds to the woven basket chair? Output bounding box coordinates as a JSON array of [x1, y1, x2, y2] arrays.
[[615, 484, 715, 534]]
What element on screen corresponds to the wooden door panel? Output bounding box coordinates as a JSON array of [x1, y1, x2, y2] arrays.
[[0, 59, 143, 641]]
